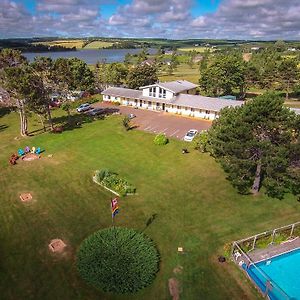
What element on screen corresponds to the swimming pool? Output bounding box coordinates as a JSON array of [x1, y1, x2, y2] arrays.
[[245, 248, 300, 300]]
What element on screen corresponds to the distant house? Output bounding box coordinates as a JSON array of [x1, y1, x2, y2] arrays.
[[288, 48, 297, 52], [251, 47, 261, 51], [102, 80, 243, 120]]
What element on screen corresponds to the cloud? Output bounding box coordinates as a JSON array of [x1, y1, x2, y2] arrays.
[[0, 0, 300, 39]]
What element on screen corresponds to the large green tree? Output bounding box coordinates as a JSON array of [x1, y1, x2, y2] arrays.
[[2, 66, 47, 136], [0, 49, 29, 136], [199, 54, 246, 97], [277, 58, 299, 100], [250, 49, 282, 89], [31, 57, 55, 130], [68, 58, 95, 91], [208, 93, 300, 199], [94, 62, 128, 90], [127, 64, 158, 89]]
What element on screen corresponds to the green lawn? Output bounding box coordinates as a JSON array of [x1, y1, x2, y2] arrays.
[[0, 108, 299, 300], [159, 63, 200, 84]]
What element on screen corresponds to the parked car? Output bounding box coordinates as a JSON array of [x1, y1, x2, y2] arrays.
[[87, 108, 104, 116], [183, 129, 198, 142], [77, 103, 91, 112], [49, 100, 61, 108], [128, 113, 136, 119]]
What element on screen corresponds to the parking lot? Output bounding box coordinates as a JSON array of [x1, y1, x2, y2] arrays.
[[94, 102, 212, 140]]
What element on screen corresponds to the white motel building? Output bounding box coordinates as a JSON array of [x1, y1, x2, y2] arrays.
[[102, 80, 244, 120]]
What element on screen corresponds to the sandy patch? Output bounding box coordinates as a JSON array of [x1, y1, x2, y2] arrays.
[[48, 239, 67, 253], [20, 193, 32, 202]]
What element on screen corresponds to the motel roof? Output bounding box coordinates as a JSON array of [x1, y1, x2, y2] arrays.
[[102, 87, 142, 99], [172, 94, 244, 112], [140, 80, 198, 94]]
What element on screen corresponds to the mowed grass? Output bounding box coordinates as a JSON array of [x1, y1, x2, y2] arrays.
[[0, 108, 300, 300], [83, 41, 114, 49], [33, 40, 85, 49]]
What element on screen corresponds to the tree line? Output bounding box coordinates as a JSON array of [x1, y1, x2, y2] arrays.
[[199, 49, 300, 99]]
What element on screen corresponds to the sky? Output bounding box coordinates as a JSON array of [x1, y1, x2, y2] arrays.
[[1, 0, 300, 40]]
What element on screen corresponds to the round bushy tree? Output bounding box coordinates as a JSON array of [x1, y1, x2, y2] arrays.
[[77, 227, 159, 294], [154, 133, 168, 145]]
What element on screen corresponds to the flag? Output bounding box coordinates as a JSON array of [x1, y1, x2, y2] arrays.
[[111, 197, 119, 218]]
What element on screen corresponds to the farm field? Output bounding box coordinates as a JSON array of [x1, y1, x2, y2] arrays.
[[0, 107, 299, 300], [178, 46, 214, 52], [33, 39, 85, 49], [83, 41, 114, 49]]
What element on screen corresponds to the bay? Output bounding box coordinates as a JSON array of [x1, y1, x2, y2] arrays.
[[23, 48, 156, 64]]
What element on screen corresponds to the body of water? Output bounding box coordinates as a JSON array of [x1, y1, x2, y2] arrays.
[[24, 48, 156, 64]]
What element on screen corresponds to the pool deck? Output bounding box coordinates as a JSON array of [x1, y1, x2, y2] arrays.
[[248, 237, 300, 263]]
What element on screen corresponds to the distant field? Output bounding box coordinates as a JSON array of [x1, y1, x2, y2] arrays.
[[33, 39, 85, 49], [83, 41, 114, 49], [178, 47, 214, 53]]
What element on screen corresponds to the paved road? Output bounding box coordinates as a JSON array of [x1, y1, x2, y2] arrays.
[[94, 102, 212, 140]]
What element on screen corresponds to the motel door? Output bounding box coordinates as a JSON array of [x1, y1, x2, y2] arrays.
[[139, 100, 142, 107], [162, 103, 165, 111]]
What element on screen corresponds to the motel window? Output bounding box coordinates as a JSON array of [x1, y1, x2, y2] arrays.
[[163, 89, 166, 98], [206, 110, 209, 114], [191, 108, 194, 112], [156, 102, 160, 106], [149, 87, 153, 97], [148, 101, 151, 106], [177, 106, 180, 109], [185, 107, 188, 111], [107, 95, 111, 100], [153, 87, 156, 98], [159, 87, 163, 98]]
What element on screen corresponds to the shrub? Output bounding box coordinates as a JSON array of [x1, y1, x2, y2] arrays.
[[192, 131, 209, 152], [77, 227, 159, 294], [122, 116, 130, 131], [223, 242, 232, 258], [154, 133, 168, 145]]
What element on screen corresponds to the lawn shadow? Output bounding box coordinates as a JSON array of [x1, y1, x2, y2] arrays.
[[0, 107, 12, 118], [0, 124, 8, 132], [141, 213, 158, 233], [52, 110, 119, 132]]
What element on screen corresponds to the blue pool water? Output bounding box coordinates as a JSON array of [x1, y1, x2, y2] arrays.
[[245, 248, 300, 300]]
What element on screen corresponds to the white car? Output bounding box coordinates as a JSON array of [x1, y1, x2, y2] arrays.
[[183, 129, 198, 142], [77, 103, 91, 112], [128, 113, 136, 119]]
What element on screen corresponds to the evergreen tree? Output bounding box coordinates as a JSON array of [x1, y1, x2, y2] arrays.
[[208, 93, 300, 199], [167, 51, 179, 75], [277, 58, 299, 100]]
